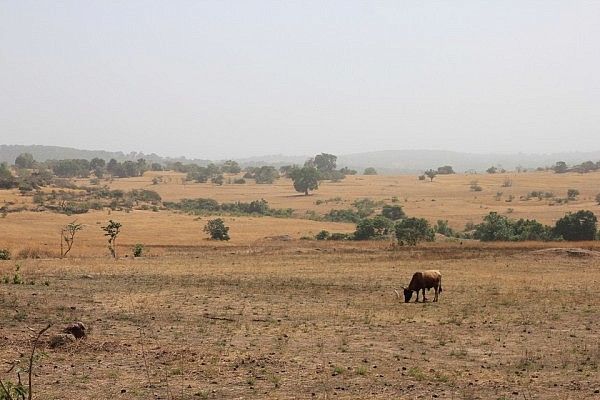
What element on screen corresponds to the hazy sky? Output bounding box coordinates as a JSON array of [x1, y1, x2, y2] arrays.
[[1, 1, 599, 159]]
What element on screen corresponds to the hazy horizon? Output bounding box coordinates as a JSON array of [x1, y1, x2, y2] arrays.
[[2, 1, 599, 159]]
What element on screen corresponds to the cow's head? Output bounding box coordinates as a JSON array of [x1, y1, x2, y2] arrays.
[[402, 287, 413, 303]]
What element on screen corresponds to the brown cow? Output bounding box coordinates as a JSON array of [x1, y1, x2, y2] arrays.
[[400, 270, 442, 303]]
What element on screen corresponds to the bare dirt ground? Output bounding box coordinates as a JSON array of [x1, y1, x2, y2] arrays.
[[1, 243, 599, 399]]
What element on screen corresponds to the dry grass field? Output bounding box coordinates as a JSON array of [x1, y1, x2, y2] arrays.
[[1, 172, 600, 399], [1, 244, 600, 399], [99, 170, 599, 229]]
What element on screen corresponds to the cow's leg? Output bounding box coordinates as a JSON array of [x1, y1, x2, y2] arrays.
[[422, 288, 428, 302], [414, 290, 419, 303], [433, 286, 439, 302]]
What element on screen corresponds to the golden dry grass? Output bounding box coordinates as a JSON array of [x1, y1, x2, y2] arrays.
[[77, 170, 600, 229], [1, 172, 600, 399], [1, 246, 599, 399]]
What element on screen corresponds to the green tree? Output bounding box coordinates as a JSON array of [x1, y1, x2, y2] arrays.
[[289, 166, 319, 195], [0, 162, 17, 189], [15, 153, 35, 169], [437, 165, 455, 174], [486, 166, 498, 174], [310, 153, 337, 172], [553, 161, 568, 173], [473, 212, 514, 241], [395, 218, 434, 245], [204, 218, 230, 240], [354, 216, 394, 240], [363, 167, 377, 175], [424, 169, 437, 182], [254, 166, 279, 184], [101, 220, 122, 258], [553, 210, 597, 241]]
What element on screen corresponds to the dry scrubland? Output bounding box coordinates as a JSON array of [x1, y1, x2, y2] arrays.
[[1, 245, 600, 399], [1, 172, 600, 399]]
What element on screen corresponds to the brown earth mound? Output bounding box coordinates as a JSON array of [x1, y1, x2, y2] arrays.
[[531, 247, 600, 257]]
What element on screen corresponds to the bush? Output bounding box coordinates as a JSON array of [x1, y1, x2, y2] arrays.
[[329, 232, 353, 241], [233, 178, 246, 184], [204, 218, 230, 241], [133, 243, 144, 257], [567, 189, 579, 200], [434, 220, 455, 237], [381, 205, 405, 220], [470, 181, 482, 192], [363, 167, 377, 175], [0, 249, 10, 260], [474, 212, 554, 241], [315, 230, 330, 240], [394, 218, 434, 245], [418, 175, 426, 181], [553, 210, 597, 241], [324, 209, 362, 223], [354, 216, 394, 240]]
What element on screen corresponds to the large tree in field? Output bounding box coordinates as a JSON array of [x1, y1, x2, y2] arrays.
[[289, 166, 319, 195], [311, 153, 337, 173], [15, 153, 35, 169]]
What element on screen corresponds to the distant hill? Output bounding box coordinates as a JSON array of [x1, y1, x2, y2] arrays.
[[2, 144, 600, 173]]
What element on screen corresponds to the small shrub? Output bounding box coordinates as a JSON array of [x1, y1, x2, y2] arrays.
[[315, 230, 330, 240], [0, 248, 10, 260], [418, 175, 426, 181], [363, 167, 377, 175], [233, 178, 246, 184], [567, 189, 579, 200], [133, 243, 144, 257], [204, 218, 230, 241], [469, 180, 482, 192], [381, 204, 405, 220]]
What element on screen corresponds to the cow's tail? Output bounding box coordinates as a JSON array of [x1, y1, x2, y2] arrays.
[[438, 276, 443, 293]]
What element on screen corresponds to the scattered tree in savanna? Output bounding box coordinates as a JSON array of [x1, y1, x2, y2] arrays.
[[339, 166, 357, 175], [424, 169, 437, 182], [311, 153, 337, 173], [381, 204, 406, 221], [553, 210, 597, 241], [14, 153, 35, 169], [221, 160, 241, 174], [60, 221, 83, 258], [567, 189, 579, 200], [0, 162, 17, 189], [289, 166, 319, 195], [253, 166, 279, 184], [486, 166, 498, 174], [437, 165, 455, 175], [211, 174, 224, 185], [394, 217, 435, 245], [363, 167, 377, 175], [553, 161, 568, 174], [204, 218, 230, 241], [101, 220, 122, 258]]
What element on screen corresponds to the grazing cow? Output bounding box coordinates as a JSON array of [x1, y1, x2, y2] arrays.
[[399, 270, 442, 303]]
